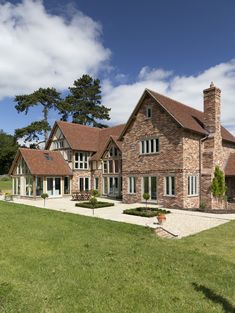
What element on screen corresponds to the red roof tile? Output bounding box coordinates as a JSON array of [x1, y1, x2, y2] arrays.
[[148, 89, 235, 143], [120, 89, 235, 144], [90, 125, 125, 160], [19, 148, 72, 176], [56, 121, 100, 151]]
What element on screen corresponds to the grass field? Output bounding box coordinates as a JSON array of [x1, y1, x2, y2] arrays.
[[0, 179, 12, 192], [0, 201, 234, 313]]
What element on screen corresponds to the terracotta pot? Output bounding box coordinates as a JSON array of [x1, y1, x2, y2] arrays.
[[157, 214, 166, 225]]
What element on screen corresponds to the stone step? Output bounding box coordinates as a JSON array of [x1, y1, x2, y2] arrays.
[[154, 227, 178, 239]]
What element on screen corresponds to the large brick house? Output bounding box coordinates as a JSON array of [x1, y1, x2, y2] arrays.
[[9, 83, 235, 210]]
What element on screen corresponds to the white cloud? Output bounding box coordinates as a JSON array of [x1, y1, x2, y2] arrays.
[[103, 60, 235, 133], [0, 0, 110, 99]]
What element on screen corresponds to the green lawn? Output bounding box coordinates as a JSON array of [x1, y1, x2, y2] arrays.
[[0, 179, 12, 192], [0, 201, 234, 313]]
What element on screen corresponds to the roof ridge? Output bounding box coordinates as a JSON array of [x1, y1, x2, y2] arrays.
[[57, 120, 102, 131], [147, 89, 203, 115]]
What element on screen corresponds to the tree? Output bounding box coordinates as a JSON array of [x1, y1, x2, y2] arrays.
[[14, 87, 61, 143], [211, 166, 227, 200], [143, 193, 150, 208], [90, 190, 101, 216], [66, 75, 110, 127], [14, 120, 51, 146], [0, 130, 18, 174]]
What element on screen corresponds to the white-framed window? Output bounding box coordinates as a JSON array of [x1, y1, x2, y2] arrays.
[[53, 139, 64, 149], [108, 146, 119, 157], [188, 175, 198, 196], [103, 160, 108, 173], [94, 177, 99, 190], [79, 177, 90, 191], [128, 177, 136, 194], [74, 152, 89, 169], [165, 176, 175, 196], [140, 138, 159, 154], [146, 106, 152, 118]]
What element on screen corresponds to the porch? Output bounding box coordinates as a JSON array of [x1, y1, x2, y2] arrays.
[[12, 175, 72, 199]]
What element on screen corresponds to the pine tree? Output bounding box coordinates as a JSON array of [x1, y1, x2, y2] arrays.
[[66, 75, 110, 127], [14, 87, 61, 143]]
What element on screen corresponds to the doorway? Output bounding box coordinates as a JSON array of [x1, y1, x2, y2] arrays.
[[46, 177, 61, 197]]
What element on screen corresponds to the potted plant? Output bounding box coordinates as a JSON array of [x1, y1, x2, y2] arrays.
[[157, 212, 166, 225]]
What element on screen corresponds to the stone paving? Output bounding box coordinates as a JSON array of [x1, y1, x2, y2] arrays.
[[1, 196, 235, 238]]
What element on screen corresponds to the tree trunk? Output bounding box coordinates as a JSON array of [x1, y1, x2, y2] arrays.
[[43, 106, 49, 143]]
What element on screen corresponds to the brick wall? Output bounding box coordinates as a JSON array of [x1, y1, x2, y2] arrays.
[[122, 95, 185, 207]]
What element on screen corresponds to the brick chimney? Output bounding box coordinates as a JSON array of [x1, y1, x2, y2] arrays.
[[203, 82, 221, 135]]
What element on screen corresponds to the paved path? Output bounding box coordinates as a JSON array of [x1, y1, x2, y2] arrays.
[[1, 197, 235, 238]]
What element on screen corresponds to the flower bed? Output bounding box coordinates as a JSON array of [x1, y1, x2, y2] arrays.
[[123, 207, 170, 217]]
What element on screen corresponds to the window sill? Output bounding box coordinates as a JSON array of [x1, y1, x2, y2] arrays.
[[164, 195, 176, 198], [74, 169, 90, 171], [187, 194, 199, 198], [139, 152, 160, 156]]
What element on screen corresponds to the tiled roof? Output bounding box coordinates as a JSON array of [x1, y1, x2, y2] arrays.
[[148, 89, 235, 143], [90, 125, 125, 160], [225, 153, 235, 176], [47, 121, 125, 161], [19, 148, 72, 176], [120, 89, 235, 144], [56, 121, 100, 151]]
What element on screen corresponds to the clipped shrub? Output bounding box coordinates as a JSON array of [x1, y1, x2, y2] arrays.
[[143, 193, 150, 208], [123, 207, 170, 218], [76, 201, 114, 209], [41, 193, 49, 206]]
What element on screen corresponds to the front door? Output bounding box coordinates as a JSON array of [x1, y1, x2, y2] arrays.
[[142, 176, 157, 201], [47, 177, 61, 197]]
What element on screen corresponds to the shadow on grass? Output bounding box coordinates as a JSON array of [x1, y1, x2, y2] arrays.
[[192, 283, 235, 313]]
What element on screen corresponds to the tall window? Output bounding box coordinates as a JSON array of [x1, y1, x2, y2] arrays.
[[75, 152, 89, 169], [94, 177, 99, 190], [64, 177, 70, 194], [140, 138, 159, 154], [146, 106, 152, 118], [165, 176, 175, 196], [188, 175, 198, 196], [79, 177, 90, 191], [103, 160, 108, 173], [128, 177, 136, 194]]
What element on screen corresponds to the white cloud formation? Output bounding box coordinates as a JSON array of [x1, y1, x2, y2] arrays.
[[103, 60, 235, 133], [0, 0, 110, 99]]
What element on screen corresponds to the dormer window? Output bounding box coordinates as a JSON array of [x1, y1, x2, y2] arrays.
[[146, 106, 152, 118]]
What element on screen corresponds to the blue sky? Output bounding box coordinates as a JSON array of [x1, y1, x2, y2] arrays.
[[1, 0, 235, 138]]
